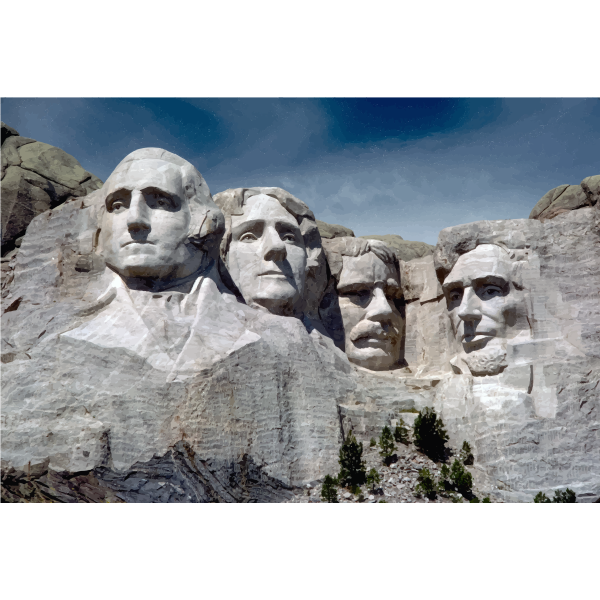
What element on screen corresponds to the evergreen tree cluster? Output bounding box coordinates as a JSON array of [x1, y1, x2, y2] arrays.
[[533, 489, 577, 503], [413, 407, 449, 460]]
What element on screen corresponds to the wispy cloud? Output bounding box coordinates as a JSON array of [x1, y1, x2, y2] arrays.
[[2, 98, 598, 244]]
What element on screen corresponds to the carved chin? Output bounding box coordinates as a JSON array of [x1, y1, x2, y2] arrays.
[[462, 346, 508, 376]]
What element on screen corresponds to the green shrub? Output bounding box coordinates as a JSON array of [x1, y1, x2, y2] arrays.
[[459, 441, 474, 466], [437, 464, 453, 493], [366, 468, 381, 492], [321, 475, 339, 503], [378, 425, 396, 464], [413, 407, 449, 460], [533, 488, 576, 503], [450, 459, 473, 497], [338, 431, 367, 487], [393, 418, 410, 444], [470, 496, 480, 503], [369, 437, 376, 447], [553, 488, 576, 503], [482, 497, 491, 503], [415, 468, 437, 500]]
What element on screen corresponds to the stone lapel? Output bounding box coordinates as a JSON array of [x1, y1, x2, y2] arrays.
[[63, 261, 261, 382]]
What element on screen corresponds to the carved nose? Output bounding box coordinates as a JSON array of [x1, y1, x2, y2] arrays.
[[457, 287, 482, 322], [365, 287, 393, 321], [263, 228, 287, 262], [127, 191, 151, 233]]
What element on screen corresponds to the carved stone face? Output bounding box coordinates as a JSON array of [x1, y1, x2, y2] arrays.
[[336, 252, 403, 370], [442, 244, 527, 375], [227, 194, 307, 315], [100, 159, 204, 282]]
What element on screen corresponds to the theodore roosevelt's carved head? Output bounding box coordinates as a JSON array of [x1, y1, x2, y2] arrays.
[[98, 149, 224, 289], [321, 237, 404, 371]]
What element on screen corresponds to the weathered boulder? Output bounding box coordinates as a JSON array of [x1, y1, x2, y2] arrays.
[[1, 123, 103, 255], [1, 121, 19, 144], [361, 233, 434, 262], [529, 175, 599, 222], [316, 219, 355, 239]]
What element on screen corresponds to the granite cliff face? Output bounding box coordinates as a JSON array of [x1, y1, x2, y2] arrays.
[[1, 123, 103, 260], [1, 136, 598, 503]]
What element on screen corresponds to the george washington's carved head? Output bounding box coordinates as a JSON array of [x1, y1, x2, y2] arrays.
[[98, 149, 224, 289]]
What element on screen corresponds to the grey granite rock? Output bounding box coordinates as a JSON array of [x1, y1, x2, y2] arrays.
[[361, 234, 434, 262], [1, 126, 103, 254], [1, 121, 19, 144], [530, 175, 599, 222], [316, 219, 355, 239]]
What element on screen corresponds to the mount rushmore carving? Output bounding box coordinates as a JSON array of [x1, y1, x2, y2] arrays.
[[2, 142, 599, 502]]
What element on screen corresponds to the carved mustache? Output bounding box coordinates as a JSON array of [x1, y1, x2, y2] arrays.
[[350, 321, 400, 343]]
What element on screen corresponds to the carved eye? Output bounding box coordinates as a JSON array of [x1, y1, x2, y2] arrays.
[[239, 232, 258, 242], [157, 199, 166, 207], [481, 285, 502, 299], [449, 290, 462, 303], [111, 200, 126, 213], [342, 290, 371, 305], [282, 233, 296, 242]]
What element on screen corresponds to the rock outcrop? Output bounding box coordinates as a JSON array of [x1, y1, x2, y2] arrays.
[[529, 175, 599, 221], [316, 219, 355, 239], [1, 122, 103, 256], [360, 233, 434, 262]]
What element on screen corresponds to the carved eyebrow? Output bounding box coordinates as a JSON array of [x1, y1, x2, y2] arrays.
[[442, 279, 464, 293], [141, 186, 175, 201], [232, 217, 301, 234], [472, 275, 509, 288], [336, 281, 372, 294]]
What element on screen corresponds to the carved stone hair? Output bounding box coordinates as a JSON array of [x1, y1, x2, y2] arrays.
[[433, 221, 535, 285], [321, 236, 399, 287], [212, 187, 328, 313], [99, 148, 225, 255]]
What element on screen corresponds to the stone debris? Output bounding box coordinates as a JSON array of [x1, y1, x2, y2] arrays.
[[286, 439, 498, 504]]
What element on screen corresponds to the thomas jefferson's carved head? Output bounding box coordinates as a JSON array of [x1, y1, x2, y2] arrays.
[[98, 149, 224, 289], [212, 187, 326, 318], [321, 237, 404, 371]]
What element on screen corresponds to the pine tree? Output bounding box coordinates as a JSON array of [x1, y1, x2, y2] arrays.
[[553, 488, 576, 503], [438, 463, 452, 493], [459, 441, 474, 465], [321, 475, 339, 503], [366, 468, 381, 492], [450, 459, 473, 497], [413, 407, 449, 460], [415, 468, 437, 500], [393, 418, 410, 444], [378, 425, 396, 464], [338, 431, 367, 487], [533, 492, 551, 503]]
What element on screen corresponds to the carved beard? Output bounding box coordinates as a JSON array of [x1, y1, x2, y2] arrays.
[[461, 343, 508, 376]]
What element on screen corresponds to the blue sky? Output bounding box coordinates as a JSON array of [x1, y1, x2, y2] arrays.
[[2, 98, 599, 244]]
